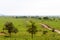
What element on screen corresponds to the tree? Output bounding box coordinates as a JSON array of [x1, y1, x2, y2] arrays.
[[3, 22, 18, 36], [43, 17, 49, 20], [38, 17, 41, 20], [27, 21, 38, 39]]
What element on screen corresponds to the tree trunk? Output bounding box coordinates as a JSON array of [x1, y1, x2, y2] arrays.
[[31, 34, 33, 40]]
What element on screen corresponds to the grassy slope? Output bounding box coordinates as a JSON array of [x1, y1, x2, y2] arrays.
[[0, 17, 60, 40]]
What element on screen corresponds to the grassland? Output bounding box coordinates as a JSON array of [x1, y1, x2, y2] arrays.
[[0, 16, 60, 40]]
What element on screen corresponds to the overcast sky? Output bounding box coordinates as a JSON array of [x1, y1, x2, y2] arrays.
[[0, 0, 60, 16]]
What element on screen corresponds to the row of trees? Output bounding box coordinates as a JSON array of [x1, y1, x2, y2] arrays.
[[15, 16, 58, 20]]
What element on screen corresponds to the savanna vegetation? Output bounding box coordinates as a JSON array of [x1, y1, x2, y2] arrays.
[[0, 16, 60, 40]]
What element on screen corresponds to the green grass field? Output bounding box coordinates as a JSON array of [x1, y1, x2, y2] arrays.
[[0, 17, 60, 40]]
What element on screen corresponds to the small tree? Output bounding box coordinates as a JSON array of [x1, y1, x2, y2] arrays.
[[3, 22, 18, 36], [27, 21, 38, 39]]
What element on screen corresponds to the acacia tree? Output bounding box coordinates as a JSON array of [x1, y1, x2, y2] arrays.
[[27, 21, 38, 39], [3, 22, 18, 36]]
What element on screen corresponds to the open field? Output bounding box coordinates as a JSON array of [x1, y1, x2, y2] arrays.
[[0, 16, 60, 40]]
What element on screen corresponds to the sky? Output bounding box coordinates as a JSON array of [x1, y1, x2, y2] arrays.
[[0, 0, 60, 16]]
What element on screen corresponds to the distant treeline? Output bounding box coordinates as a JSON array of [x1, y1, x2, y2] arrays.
[[15, 16, 60, 20]]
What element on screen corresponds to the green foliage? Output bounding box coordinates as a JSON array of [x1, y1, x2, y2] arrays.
[[0, 17, 60, 40], [43, 31, 48, 34], [43, 17, 49, 20], [27, 20, 38, 38], [3, 21, 18, 36], [38, 17, 42, 20]]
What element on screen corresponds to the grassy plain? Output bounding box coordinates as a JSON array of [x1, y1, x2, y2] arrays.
[[0, 17, 60, 40]]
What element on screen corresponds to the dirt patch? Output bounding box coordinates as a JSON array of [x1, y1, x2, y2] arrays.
[[0, 32, 6, 36], [41, 23, 60, 34]]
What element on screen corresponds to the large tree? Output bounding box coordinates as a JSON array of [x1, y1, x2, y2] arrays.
[[27, 20, 38, 39], [3, 22, 18, 36]]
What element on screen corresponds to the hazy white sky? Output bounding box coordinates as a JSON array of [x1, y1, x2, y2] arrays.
[[0, 0, 60, 16]]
